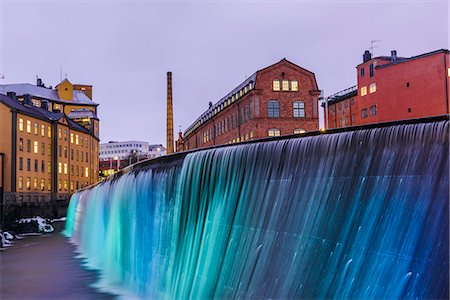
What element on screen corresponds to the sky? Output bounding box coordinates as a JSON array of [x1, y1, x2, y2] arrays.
[[0, 0, 448, 146]]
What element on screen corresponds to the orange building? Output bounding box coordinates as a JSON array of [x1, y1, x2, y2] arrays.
[[325, 49, 450, 129], [0, 78, 100, 221]]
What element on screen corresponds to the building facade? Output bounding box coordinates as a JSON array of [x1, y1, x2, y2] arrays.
[[99, 141, 166, 178], [325, 49, 450, 129], [0, 78, 99, 221], [176, 59, 320, 151]]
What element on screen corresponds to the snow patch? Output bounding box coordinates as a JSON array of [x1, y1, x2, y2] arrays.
[[51, 217, 67, 222], [16, 216, 54, 233]]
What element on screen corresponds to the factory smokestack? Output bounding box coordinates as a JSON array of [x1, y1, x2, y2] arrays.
[[166, 72, 174, 154]]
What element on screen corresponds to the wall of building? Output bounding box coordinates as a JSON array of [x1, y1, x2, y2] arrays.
[[0, 103, 12, 192]]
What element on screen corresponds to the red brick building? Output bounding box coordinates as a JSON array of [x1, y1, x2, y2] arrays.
[[325, 49, 450, 129], [176, 59, 321, 151]]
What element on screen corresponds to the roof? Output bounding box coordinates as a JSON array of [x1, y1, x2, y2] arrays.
[[375, 49, 449, 70], [324, 86, 357, 106], [0, 83, 98, 106], [68, 108, 95, 119], [0, 93, 93, 136]]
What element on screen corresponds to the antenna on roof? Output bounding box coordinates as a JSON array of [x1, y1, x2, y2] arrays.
[[370, 40, 382, 56]]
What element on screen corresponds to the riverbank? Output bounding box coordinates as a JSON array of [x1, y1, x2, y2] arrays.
[[0, 233, 116, 299]]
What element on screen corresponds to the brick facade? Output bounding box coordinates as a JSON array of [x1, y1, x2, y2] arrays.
[[326, 49, 450, 129], [177, 59, 320, 151]]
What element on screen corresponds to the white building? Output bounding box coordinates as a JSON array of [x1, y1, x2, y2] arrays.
[[99, 141, 166, 161]]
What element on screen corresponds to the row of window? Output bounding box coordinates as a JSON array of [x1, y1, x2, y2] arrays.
[[17, 176, 88, 191], [273, 80, 299, 92], [360, 64, 374, 78], [57, 163, 89, 177], [19, 139, 51, 155], [19, 118, 51, 137], [18, 157, 89, 178], [19, 158, 50, 173], [268, 100, 305, 118], [360, 83, 376, 96], [361, 105, 378, 118], [186, 81, 254, 137]]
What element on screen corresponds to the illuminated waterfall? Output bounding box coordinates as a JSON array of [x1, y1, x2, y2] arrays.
[[65, 120, 449, 299]]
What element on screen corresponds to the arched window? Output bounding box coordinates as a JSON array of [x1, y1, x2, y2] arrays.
[[268, 128, 281, 137], [268, 100, 280, 118], [293, 101, 305, 118]]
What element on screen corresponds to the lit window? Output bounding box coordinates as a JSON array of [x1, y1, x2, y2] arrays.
[[250, 131, 254, 139], [34, 122, 38, 135], [48, 162, 51, 174], [268, 100, 280, 118], [70, 133, 74, 143], [47, 126, 51, 138], [58, 180, 62, 191], [282, 80, 289, 91], [361, 108, 368, 118], [58, 128, 62, 139], [47, 179, 51, 191], [268, 129, 281, 137], [19, 118, 24, 131], [34, 178, 38, 190], [18, 177, 23, 190], [360, 86, 367, 96], [64, 180, 67, 191], [369, 83, 377, 93], [34, 141, 38, 154], [293, 101, 305, 118], [273, 80, 280, 91], [40, 179, 45, 191], [448, 67, 450, 77], [58, 162, 62, 174], [85, 167, 89, 178], [76, 135, 79, 145], [41, 124, 45, 136], [26, 177, 31, 190], [294, 129, 306, 134], [291, 81, 298, 91], [249, 82, 253, 90], [64, 163, 68, 174], [26, 120, 31, 133]]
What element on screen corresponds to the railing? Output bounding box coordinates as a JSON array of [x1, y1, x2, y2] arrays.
[[326, 85, 357, 101]]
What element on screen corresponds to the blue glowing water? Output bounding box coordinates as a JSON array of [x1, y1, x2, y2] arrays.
[[65, 121, 449, 299]]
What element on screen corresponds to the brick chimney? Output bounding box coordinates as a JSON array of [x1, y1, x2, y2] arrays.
[[166, 72, 174, 154]]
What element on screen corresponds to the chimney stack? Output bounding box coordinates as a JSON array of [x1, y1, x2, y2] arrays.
[[391, 50, 397, 62], [363, 50, 372, 63], [166, 72, 174, 154]]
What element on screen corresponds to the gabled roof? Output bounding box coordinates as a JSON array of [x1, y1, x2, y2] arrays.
[[0, 83, 98, 105], [55, 78, 73, 88]]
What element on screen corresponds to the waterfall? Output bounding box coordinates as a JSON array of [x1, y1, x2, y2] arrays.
[[65, 120, 449, 299]]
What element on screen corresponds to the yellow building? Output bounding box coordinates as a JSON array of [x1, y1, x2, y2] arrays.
[[0, 78, 99, 222]]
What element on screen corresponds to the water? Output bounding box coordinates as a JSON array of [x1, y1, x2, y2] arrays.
[[65, 120, 449, 299]]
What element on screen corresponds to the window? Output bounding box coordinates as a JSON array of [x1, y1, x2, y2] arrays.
[[294, 129, 306, 134], [370, 105, 377, 116], [40, 179, 45, 191], [345, 116, 349, 125], [34, 159, 38, 172], [58, 128, 62, 139], [70, 133, 74, 143], [19, 157, 23, 170], [273, 80, 280, 91], [85, 167, 89, 178], [64, 163, 68, 175], [26, 177, 31, 190], [64, 129, 68, 141], [64, 147, 67, 158], [360, 86, 367, 96], [59, 145, 62, 157], [19, 138, 23, 151], [27, 158, 31, 171], [58, 162, 62, 174], [268, 128, 281, 137], [41, 124, 45, 136], [58, 180, 62, 191], [268, 100, 280, 118], [70, 181, 74, 191], [47, 145, 51, 156], [76, 135, 79, 145], [282, 80, 289, 91], [19, 118, 24, 131], [291, 81, 298, 91], [351, 114, 355, 123], [34, 122, 38, 135], [41, 142, 45, 155], [27, 139, 31, 152], [47, 126, 51, 138], [26, 120, 31, 133], [34, 178, 38, 190], [48, 162, 51, 174], [369, 63, 374, 77], [34, 141, 38, 154], [18, 177, 23, 190], [369, 83, 377, 93], [47, 179, 51, 191], [293, 101, 305, 118], [360, 67, 365, 77], [41, 160, 45, 173], [64, 180, 67, 191], [54, 103, 62, 111], [361, 108, 368, 118]]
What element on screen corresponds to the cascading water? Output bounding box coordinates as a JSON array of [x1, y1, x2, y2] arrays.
[[65, 120, 449, 299]]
